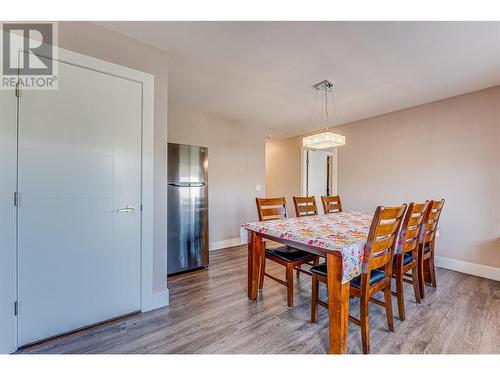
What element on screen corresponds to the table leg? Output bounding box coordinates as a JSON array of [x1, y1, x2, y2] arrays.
[[247, 231, 264, 300], [326, 252, 349, 354]]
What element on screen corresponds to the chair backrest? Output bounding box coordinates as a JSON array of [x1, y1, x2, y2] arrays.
[[321, 195, 343, 214], [293, 196, 318, 217], [397, 202, 429, 257], [421, 199, 445, 245], [364, 204, 407, 272], [255, 197, 288, 221]]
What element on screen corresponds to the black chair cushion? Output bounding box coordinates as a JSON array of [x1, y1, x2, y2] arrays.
[[309, 263, 327, 276], [350, 269, 386, 289], [424, 244, 431, 254], [393, 252, 413, 267], [265, 246, 313, 263], [311, 263, 386, 288]]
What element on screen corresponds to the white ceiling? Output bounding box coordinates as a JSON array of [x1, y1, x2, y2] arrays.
[[98, 21, 500, 138]]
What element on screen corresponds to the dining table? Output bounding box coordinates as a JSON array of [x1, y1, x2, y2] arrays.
[[243, 211, 373, 354]]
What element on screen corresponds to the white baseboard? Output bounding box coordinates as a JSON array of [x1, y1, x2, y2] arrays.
[[141, 288, 170, 312], [209, 237, 244, 251], [435, 256, 500, 281]]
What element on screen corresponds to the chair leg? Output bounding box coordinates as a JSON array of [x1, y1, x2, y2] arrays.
[[423, 258, 432, 283], [311, 273, 319, 323], [360, 295, 370, 354], [395, 277, 405, 321], [259, 257, 266, 289], [286, 264, 294, 307], [412, 265, 421, 304], [428, 255, 437, 288], [313, 256, 320, 266], [384, 282, 395, 332], [418, 256, 426, 299]]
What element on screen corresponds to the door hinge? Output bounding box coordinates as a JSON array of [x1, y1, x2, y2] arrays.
[[14, 301, 18, 316], [14, 192, 18, 206], [15, 81, 20, 97]]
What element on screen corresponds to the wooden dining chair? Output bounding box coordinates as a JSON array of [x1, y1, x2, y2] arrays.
[[418, 199, 445, 299], [310, 204, 406, 354], [321, 195, 343, 214], [293, 196, 318, 217], [255, 197, 318, 307], [391, 202, 429, 321]]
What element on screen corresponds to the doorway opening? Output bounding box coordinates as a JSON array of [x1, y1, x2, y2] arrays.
[[302, 148, 337, 199]]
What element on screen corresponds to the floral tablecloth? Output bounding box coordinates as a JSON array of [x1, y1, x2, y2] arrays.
[[243, 211, 372, 284]]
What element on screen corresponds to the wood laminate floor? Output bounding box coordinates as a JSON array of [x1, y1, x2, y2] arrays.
[[18, 245, 500, 354]]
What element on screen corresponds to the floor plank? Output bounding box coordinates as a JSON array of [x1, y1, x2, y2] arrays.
[[17, 245, 500, 354]]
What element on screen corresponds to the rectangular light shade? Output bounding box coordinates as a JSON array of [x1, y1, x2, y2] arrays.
[[302, 131, 345, 149]]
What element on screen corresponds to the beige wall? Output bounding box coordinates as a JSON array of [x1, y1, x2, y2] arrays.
[[58, 22, 169, 294], [265, 136, 303, 217], [334, 85, 500, 268], [169, 105, 267, 246], [265, 86, 500, 269]]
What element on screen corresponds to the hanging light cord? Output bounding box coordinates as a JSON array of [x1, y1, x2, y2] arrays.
[[324, 90, 329, 130], [310, 82, 338, 130], [310, 90, 319, 128], [330, 89, 338, 124]]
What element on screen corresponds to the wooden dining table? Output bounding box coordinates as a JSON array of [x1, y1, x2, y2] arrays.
[[243, 211, 373, 354]]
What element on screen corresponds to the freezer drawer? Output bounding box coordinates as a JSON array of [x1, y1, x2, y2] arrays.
[[167, 184, 208, 274]]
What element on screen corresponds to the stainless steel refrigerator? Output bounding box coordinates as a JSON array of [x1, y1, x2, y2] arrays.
[[167, 143, 209, 275]]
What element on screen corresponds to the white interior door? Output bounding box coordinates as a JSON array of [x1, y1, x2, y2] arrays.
[[0, 88, 17, 353], [17, 57, 142, 346]]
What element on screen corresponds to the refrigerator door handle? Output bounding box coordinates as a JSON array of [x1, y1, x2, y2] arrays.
[[168, 182, 206, 187]]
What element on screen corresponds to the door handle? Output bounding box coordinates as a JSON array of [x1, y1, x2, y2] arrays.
[[168, 182, 206, 187], [116, 205, 137, 213]]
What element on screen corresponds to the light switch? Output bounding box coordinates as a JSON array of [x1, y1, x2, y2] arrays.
[[255, 184, 262, 192]]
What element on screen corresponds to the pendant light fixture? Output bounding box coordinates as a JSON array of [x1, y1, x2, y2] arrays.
[[302, 80, 346, 149]]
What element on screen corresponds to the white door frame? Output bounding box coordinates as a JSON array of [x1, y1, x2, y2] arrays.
[[0, 44, 160, 352], [301, 147, 338, 197]]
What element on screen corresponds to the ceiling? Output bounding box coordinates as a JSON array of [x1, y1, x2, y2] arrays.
[[98, 21, 500, 138]]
